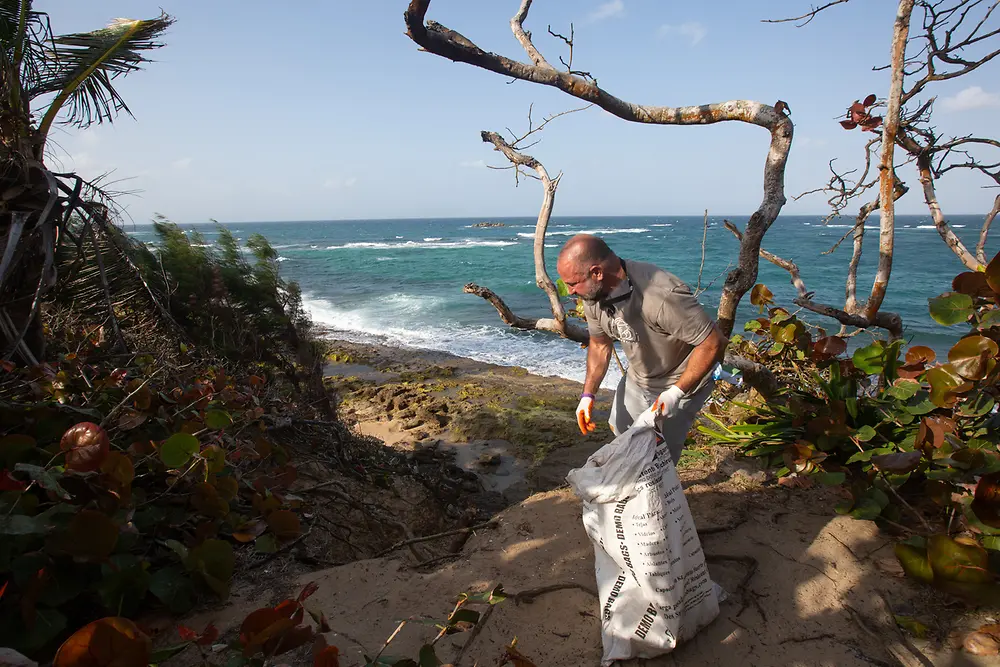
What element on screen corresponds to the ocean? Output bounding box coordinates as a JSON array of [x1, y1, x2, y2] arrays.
[[127, 214, 994, 388]]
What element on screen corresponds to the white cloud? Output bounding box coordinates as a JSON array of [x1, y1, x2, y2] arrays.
[[587, 0, 624, 22], [796, 136, 828, 149], [344, 176, 358, 188], [171, 157, 192, 169], [658, 21, 706, 46], [459, 159, 487, 169], [941, 86, 1000, 112]]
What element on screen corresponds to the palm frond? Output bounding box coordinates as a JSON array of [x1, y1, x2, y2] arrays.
[[0, 0, 50, 108], [32, 12, 173, 143]]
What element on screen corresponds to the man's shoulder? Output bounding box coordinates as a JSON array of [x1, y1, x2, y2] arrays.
[[626, 260, 689, 292]]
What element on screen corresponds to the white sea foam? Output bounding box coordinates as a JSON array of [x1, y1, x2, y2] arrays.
[[539, 227, 650, 236], [424, 237, 443, 242], [277, 256, 289, 262], [324, 239, 517, 250], [302, 292, 620, 388], [917, 225, 936, 229], [650, 223, 673, 227]]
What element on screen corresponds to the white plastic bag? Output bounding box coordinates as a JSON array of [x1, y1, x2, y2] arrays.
[[566, 410, 721, 665]]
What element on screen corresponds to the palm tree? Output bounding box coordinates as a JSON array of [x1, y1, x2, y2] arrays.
[[0, 1, 173, 362]]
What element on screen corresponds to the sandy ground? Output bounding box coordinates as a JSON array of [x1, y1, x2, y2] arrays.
[[178, 340, 995, 667]]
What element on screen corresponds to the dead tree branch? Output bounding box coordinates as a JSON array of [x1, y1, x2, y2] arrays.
[[916, 150, 982, 270], [979, 194, 1000, 264], [403, 0, 794, 337], [464, 282, 588, 344], [864, 0, 915, 322], [762, 0, 852, 26], [478, 129, 577, 340], [724, 220, 808, 297]]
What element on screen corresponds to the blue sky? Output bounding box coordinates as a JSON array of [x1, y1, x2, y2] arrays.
[[41, 0, 999, 224]]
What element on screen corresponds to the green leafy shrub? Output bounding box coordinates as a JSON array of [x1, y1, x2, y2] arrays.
[[703, 251, 1000, 600], [0, 347, 302, 659], [145, 218, 310, 361]]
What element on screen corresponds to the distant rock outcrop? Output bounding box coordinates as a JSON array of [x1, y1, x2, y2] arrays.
[[471, 221, 506, 228]]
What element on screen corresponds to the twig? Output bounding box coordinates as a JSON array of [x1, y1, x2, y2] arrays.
[[374, 520, 499, 558], [762, 0, 851, 26], [371, 619, 408, 664], [99, 375, 156, 428], [296, 479, 349, 494]]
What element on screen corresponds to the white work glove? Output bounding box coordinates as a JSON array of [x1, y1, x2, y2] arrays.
[[651, 385, 685, 417], [576, 394, 596, 435]]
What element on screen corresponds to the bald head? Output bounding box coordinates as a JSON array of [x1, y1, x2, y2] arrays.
[[556, 234, 621, 302], [558, 234, 615, 268]]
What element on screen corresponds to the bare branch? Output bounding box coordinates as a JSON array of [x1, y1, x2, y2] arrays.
[[464, 283, 588, 344], [403, 0, 794, 336], [863, 0, 915, 322], [547, 23, 575, 72], [510, 0, 552, 69], [978, 194, 1000, 264], [724, 220, 808, 297], [762, 0, 852, 26], [916, 152, 983, 270], [794, 297, 904, 338], [845, 200, 880, 314], [480, 125, 567, 337]]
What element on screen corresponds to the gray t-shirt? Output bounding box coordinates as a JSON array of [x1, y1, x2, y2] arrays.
[[583, 259, 715, 393]]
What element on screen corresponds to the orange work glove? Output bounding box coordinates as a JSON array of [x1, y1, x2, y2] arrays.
[[576, 394, 596, 435]]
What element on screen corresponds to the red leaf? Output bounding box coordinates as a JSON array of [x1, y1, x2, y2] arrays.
[[198, 624, 219, 646], [60, 422, 111, 473], [849, 101, 867, 116], [863, 93, 877, 107], [0, 580, 8, 601], [314, 645, 341, 667], [298, 581, 319, 603], [274, 599, 304, 625], [0, 469, 27, 491], [840, 120, 858, 130], [177, 625, 198, 641]]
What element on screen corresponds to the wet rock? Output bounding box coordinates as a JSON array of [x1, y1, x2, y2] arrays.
[[477, 453, 502, 468]]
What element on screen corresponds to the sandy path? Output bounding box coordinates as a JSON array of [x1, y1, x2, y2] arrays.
[[177, 340, 991, 666]]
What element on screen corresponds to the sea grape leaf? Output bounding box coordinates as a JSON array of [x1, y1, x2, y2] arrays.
[[928, 292, 974, 326], [160, 433, 200, 469]]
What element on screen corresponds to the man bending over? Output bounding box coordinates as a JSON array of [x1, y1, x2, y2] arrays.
[[556, 234, 727, 464]]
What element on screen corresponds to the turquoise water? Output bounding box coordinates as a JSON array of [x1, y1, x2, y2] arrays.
[[127, 214, 994, 387]]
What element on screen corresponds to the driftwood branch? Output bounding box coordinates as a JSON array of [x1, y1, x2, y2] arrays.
[[979, 194, 1000, 264], [464, 282, 589, 344], [403, 0, 794, 337]]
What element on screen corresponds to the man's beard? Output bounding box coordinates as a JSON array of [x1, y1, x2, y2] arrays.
[[580, 285, 607, 303]]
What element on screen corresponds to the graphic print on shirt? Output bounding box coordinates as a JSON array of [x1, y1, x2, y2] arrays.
[[611, 314, 638, 343]]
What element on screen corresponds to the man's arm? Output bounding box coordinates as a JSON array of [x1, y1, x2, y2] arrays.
[[584, 332, 614, 396], [673, 324, 728, 395]]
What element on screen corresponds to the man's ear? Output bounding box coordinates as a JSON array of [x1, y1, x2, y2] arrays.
[[590, 265, 603, 280]]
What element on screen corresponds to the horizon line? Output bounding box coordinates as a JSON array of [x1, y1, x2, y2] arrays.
[[123, 212, 969, 227]]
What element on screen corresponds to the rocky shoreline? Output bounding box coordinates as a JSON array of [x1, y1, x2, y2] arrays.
[[321, 338, 615, 506]]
